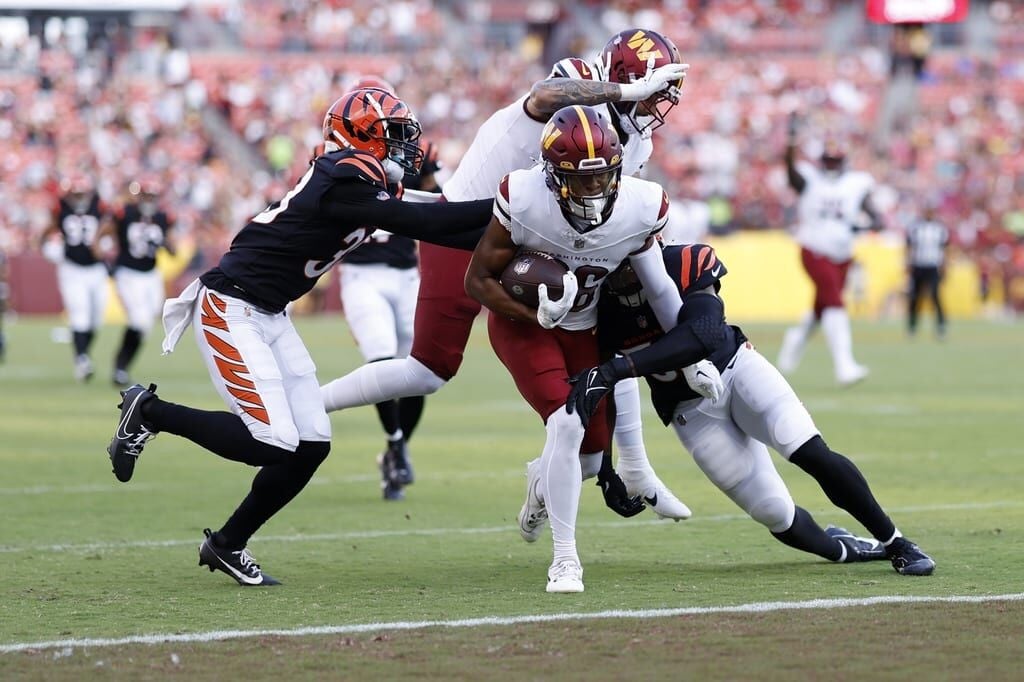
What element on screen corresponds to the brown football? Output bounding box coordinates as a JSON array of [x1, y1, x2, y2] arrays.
[[500, 249, 570, 308]]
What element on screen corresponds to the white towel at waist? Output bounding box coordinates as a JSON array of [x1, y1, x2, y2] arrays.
[[161, 278, 203, 355]]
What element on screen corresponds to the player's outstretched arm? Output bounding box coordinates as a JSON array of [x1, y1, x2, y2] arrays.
[[526, 61, 688, 118], [629, 238, 683, 331], [784, 112, 806, 194]]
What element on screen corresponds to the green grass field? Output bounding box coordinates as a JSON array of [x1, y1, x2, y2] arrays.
[[1, 314, 1022, 679]]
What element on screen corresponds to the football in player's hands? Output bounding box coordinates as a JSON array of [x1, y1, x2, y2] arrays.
[[500, 249, 569, 308]]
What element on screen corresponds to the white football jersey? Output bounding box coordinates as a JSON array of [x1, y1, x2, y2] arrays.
[[495, 165, 668, 331], [443, 94, 651, 202], [793, 161, 874, 261]]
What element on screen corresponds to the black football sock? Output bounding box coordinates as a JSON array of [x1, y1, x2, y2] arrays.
[[142, 397, 290, 466], [771, 506, 844, 561], [374, 399, 401, 438], [114, 327, 144, 371], [790, 435, 897, 542], [72, 330, 94, 357], [218, 440, 331, 548], [398, 395, 425, 442]]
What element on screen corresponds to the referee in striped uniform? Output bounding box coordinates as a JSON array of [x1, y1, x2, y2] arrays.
[[906, 203, 949, 338]]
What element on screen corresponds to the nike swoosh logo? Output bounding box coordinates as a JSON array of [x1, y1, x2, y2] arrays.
[[114, 392, 145, 440], [209, 548, 263, 585], [644, 494, 658, 507], [710, 265, 722, 277]]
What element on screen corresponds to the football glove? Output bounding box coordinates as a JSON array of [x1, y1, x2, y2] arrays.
[[683, 359, 724, 403], [566, 363, 617, 428], [618, 59, 690, 102], [536, 271, 578, 329], [596, 463, 646, 518]]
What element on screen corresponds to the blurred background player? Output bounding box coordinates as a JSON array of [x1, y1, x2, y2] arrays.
[[776, 117, 882, 386], [338, 75, 443, 500], [321, 30, 699, 517], [39, 173, 109, 382], [906, 200, 950, 339], [95, 176, 177, 387], [568, 243, 936, 576]]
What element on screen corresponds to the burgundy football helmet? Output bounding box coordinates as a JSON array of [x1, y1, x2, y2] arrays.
[[598, 29, 684, 134], [541, 105, 623, 233], [548, 56, 597, 81]]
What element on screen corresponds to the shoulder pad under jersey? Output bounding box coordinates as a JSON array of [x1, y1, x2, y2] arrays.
[[663, 243, 727, 296], [320, 149, 388, 188]]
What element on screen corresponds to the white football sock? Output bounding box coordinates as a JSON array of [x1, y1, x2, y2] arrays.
[[821, 307, 859, 376], [777, 311, 815, 373], [540, 406, 585, 566], [321, 357, 445, 412], [612, 378, 652, 475]]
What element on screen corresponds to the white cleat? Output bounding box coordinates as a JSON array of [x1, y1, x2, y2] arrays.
[[546, 559, 584, 593], [517, 458, 548, 543], [837, 364, 869, 388], [621, 468, 692, 521]]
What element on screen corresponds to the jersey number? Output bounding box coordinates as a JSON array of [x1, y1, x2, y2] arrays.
[[125, 221, 164, 259], [62, 214, 100, 247], [303, 228, 371, 278], [570, 265, 611, 311], [253, 166, 315, 224]]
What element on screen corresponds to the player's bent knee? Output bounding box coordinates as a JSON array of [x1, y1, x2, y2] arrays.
[[748, 495, 796, 533], [408, 357, 447, 395]]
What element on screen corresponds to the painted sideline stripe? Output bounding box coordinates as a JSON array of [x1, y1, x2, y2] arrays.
[[3, 593, 1022, 654], [1, 500, 1020, 555]]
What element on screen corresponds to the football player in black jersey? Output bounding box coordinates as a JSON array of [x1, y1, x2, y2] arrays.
[[337, 76, 442, 500], [95, 176, 177, 387], [566, 242, 936, 577], [40, 173, 110, 382], [105, 88, 492, 586]]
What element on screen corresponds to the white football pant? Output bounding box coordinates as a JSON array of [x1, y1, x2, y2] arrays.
[[671, 344, 820, 532], [340, 263, 419, 362], [115, 266, 165, 333], [191, 287, 330, 451], [57, 261, 108, 332]]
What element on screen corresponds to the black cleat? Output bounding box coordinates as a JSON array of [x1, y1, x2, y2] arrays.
[[198, 529, 281, 586], [377, 449, 405, 501], [887, 537, 936, 576], [107, 383, 159, 483], [387, 438, 414, 486], [825, 525, 887, 562]]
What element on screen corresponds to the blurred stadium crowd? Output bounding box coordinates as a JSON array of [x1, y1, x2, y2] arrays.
[[2, 0, 1024, 311]]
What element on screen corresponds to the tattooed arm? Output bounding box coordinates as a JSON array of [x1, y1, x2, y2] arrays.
[[525, 79, 626, 119]]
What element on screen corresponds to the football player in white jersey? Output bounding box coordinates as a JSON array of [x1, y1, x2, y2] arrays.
[[777, 121, 882, 386], [465, 105, 689, 593], [322, 31, 714, 518]]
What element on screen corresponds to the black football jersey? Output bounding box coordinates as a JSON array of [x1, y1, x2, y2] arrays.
[[344, 230, 418, 268], [114, 204, 171, 272], [597, 243, 747, 424], [201, 149, 490, 313], [56, 195, 103, 266]]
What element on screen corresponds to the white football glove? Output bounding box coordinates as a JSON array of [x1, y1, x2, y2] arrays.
[[683, 359, 723, 403], [618, 58, 689, 102], [536, 271, 578, 330]]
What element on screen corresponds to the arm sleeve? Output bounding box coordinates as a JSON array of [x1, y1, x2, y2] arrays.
[[321, 181, 492, 245], [629, 244, 683, 331], [607, 293, 727, 380]]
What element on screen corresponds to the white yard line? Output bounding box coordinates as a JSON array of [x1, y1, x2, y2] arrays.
[[2, 592, 1022, 654], [1, 500, 1021, 555]]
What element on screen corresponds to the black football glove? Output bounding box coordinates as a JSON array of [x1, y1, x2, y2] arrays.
[[566, 363, 618, 428], [596, 465, 646, 518]]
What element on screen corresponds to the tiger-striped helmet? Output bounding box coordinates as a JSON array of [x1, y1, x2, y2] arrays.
[[322, 88, 423, 174]]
